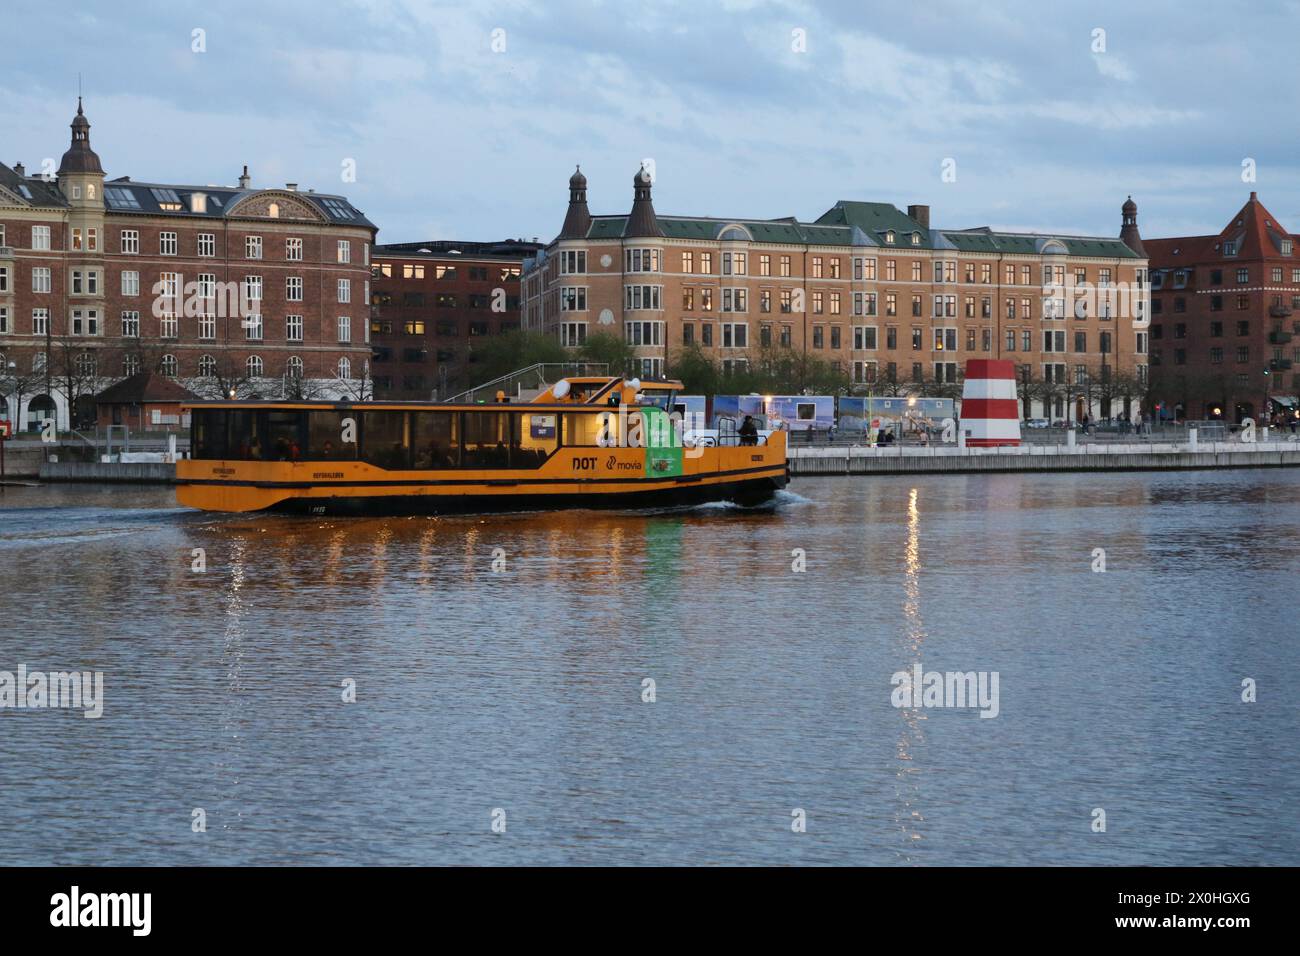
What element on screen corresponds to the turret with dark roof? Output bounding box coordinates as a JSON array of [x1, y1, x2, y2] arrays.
[[623, 163, 664, 238], [58, 98, 103, 175], [1120, 195, 1146, 257], [559, 165, 592, 239]]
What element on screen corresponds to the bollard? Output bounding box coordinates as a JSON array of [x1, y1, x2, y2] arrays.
[[1188, 427, 1198, 452], [1066, 428, 1076, 450]]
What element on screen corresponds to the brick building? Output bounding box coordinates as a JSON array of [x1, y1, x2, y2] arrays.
[[523, 166, 1151, 421], [1144, 192, 1300, 423], [0, 100, 376, 431], [369, 239, 542, 399]]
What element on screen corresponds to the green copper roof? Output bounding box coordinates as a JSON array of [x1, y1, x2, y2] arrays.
[[578, 206, 1140, 259], [817, 201, 932, 248], [940, 228, 1140, 258]]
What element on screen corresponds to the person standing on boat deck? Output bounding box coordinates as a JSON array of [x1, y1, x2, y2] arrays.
[[739, 415, 759, 446]]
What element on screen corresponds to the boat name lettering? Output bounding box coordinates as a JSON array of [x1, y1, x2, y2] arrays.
[[572, 456, 599, 471], [312, 471, 345, 479]]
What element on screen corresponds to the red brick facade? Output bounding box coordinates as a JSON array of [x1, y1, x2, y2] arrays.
[[0, 102, 376, 430], [369, 240, 542, 399], [1146, 192, 1300, 422]]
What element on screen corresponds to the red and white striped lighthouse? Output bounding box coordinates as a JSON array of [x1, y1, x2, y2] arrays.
[[960, 359, 1021, 447]]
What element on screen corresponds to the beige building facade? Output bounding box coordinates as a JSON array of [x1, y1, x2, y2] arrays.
[[522, 167, 1151, 421]]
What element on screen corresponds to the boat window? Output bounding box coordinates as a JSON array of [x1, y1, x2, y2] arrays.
[[520, 413, 558, 466], [307, 411, 357, 460], [262, 411, 303, 461], [228, 410, 265, 459], [412, 411, 459, 469], [360, 410, 410, 469], [563, 413, 603, 447], [192, 409, 229, 459], [462, 411, 512, 469]]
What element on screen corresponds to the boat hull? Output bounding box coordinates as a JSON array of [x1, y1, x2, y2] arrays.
[[247, 474, 785, 516]]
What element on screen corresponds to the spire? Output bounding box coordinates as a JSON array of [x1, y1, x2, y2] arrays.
[[58, 97, 103, 175], [1119, 195, 1145, 257], [623, 162, 663, 238], [558, 164, 591, 239]]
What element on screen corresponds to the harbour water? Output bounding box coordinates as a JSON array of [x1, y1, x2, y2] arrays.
[[0, 473, 1296, 865]]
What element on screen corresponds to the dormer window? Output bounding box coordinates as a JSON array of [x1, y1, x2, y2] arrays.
[[1224, 240, 1237, 256], [884, 230, 895, 244], [1283, 240, 1294, 256], [71, 185, 81, 199], [910, 233, 920, 245]]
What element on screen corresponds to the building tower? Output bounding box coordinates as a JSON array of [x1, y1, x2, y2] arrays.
[[623, 163, 663, 238], [559, 165, 592, 239], [57, 98, 107, 366], [1120, 195, 1146, 257]]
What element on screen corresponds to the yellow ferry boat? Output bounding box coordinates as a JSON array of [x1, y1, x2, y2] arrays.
[[175, 376, 787, 515]]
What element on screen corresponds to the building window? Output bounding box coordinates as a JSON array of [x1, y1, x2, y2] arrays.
[[286, 237, 303, 261], [721, 322, 748, 348], [246, 236, 263, 259], [680, 251, 693, 274], [32, 308, 49, 335], [197, 354, 217, 377], [160, 312, 178, 339], [197, 233, 215, 257], [338, 279, 351, 303], [560, 287, 587, 311], [337, 240, 351, 264], [1237, 268, 1249, 283], [624, 285, 662, 310], [624, 321, 663, 346], [759, 254, 771, 277], [248, 355, 264, 378], [32, 225, 51, 250], [721, 288, 748, 313], [853, 326, 878, 350], [560, 322, 587, 347], [337, 316, 351, 343], [779, 255, 790, 277], [625, 248, 661, 273], [160, 232, 177, 256], [32, 268, 51, 293], [70, 308, 100, 336], [121, 311, 140, 337], [286, 315, 304, 342], [244, 314, 263, 341], [120, 230, 139, 254], [700, 253, 713, 275], [198, 313, 216, 340]]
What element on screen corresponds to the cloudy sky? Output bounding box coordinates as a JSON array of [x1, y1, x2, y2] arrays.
[[3, 0, 1298, 245]]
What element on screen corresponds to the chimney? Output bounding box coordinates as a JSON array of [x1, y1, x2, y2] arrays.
[[285, 183, 297, 191], [13, 161, 25, 177], [238, 164, 250, 189], [907, 204, 931, 230]]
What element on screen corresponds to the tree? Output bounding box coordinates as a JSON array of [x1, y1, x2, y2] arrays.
[[52, 338, 105, 430], [0, 357, 43, 429], [469, 330, 569, 386], [578, 331, 637, 377], [670, 344, 720, 394], [184, 353, 258, 401]]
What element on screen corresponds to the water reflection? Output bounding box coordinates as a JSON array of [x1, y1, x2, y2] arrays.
[[895, 487, 927, 858], [0, 476, 1296, 865]]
